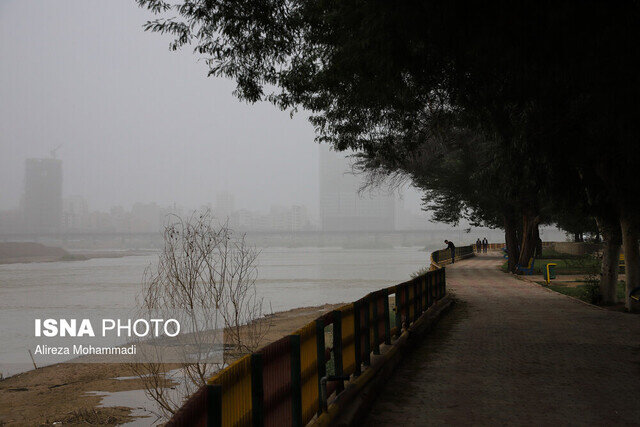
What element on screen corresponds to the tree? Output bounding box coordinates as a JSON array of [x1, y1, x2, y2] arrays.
[[131, 211, 269, 419], [137, 0, 640, 309]]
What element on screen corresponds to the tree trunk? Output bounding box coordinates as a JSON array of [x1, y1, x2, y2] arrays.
[[518, 213, 539, 267], [620, 212, 640, 312], [504, 214, 519, 273], [597, 216, 621, 305], [533, 225, 542, 257]]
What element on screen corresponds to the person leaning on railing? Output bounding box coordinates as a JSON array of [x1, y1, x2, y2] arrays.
[[444, 240, 456, 263]]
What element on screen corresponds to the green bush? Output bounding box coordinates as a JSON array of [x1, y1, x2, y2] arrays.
[[582, 274, 602, 304]]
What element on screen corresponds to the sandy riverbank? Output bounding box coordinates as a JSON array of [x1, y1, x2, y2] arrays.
[[0, 242, 152, 264], [0, 303, 342, 426]]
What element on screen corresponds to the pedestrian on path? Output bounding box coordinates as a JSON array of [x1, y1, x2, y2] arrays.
[[476, 238, 482, 253], [444, 239, 456, 263], [482, 237, 488, 253]]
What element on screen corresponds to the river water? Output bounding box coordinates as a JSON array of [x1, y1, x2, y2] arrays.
[[0, 246, 431, 376]]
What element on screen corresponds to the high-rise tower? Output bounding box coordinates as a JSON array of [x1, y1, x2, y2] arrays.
[[319, 146, 395, 231], [23, 158, 63, 233]]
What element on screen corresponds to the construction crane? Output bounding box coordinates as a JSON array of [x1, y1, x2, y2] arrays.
[[50, 145, 62, 159]]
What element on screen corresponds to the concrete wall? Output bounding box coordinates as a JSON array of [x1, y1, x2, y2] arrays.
[[552, 241, 602, 256]]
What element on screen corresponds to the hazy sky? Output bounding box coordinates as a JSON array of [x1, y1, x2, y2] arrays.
[[0, 0, 423, 214]]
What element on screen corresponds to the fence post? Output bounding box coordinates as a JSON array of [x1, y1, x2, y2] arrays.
[[415, 279, 421, 315], [394, 286, 401, 336], [251, 353, 264, 427], [290, 335, 302, 427], [405, 284, 411, 324], [384, 291, 391, 345], [415, 279, 421, 316], [315, 318, 326, 416], [207, 384, 222, 427], [443, 267, 447, 296], [371, 294, 380, 355], [332, 310, 344, 393], [362, 297, 371, 366], [353, 301, 362, 376], [427, 272, 436, 307]]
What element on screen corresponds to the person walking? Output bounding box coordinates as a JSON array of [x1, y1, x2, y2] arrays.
[[444, 239, 456, 263], [482, 237, 489, 253], [476, 238, 482, 253]]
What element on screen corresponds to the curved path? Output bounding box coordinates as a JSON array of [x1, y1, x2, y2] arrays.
[[364, 254, 640, 425]]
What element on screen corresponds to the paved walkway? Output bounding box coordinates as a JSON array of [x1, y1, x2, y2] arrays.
[[364, 254, 640, 425]]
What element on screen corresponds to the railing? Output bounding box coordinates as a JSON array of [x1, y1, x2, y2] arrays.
[[430, 245, 475, 268], [166, 267, 448, 426], [471, 242, 555, 252]]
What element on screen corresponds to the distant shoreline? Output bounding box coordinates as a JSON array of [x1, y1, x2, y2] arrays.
[[0, 242, 152, 265]]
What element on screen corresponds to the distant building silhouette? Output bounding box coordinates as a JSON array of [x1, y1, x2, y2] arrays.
[[23, 158, 62, 233], [215, 192, 235, 220], [63, 195, 89, 230], [319, 146, 395, 231]]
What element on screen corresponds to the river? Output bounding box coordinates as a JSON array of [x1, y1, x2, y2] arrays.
[[0, 246, 432, 376]]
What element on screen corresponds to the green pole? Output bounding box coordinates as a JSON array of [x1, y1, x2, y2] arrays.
[[371, 294, 380, 355], [362, 297, 371, 366], [332, 310, 344, 393]]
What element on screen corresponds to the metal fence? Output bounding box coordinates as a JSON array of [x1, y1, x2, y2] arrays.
[[471, 242, 555, 252], [431, 244, 475, 266], [166, 263, 451, 427]]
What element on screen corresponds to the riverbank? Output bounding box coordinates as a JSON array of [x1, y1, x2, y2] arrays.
[[0, 242, 151, 264], [0, 303, 342, 426]]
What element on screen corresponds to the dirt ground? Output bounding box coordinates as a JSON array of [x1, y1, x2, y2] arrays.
[[0, 303, 342, 426]]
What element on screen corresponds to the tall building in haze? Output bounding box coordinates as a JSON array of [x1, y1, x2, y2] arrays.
[[319, 146, 395, 231], [23, 158, 63, 233], [215, 192, 235, 220]]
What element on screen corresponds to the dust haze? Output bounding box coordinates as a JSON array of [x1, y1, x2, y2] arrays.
[[0, 0, 428, 226]]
